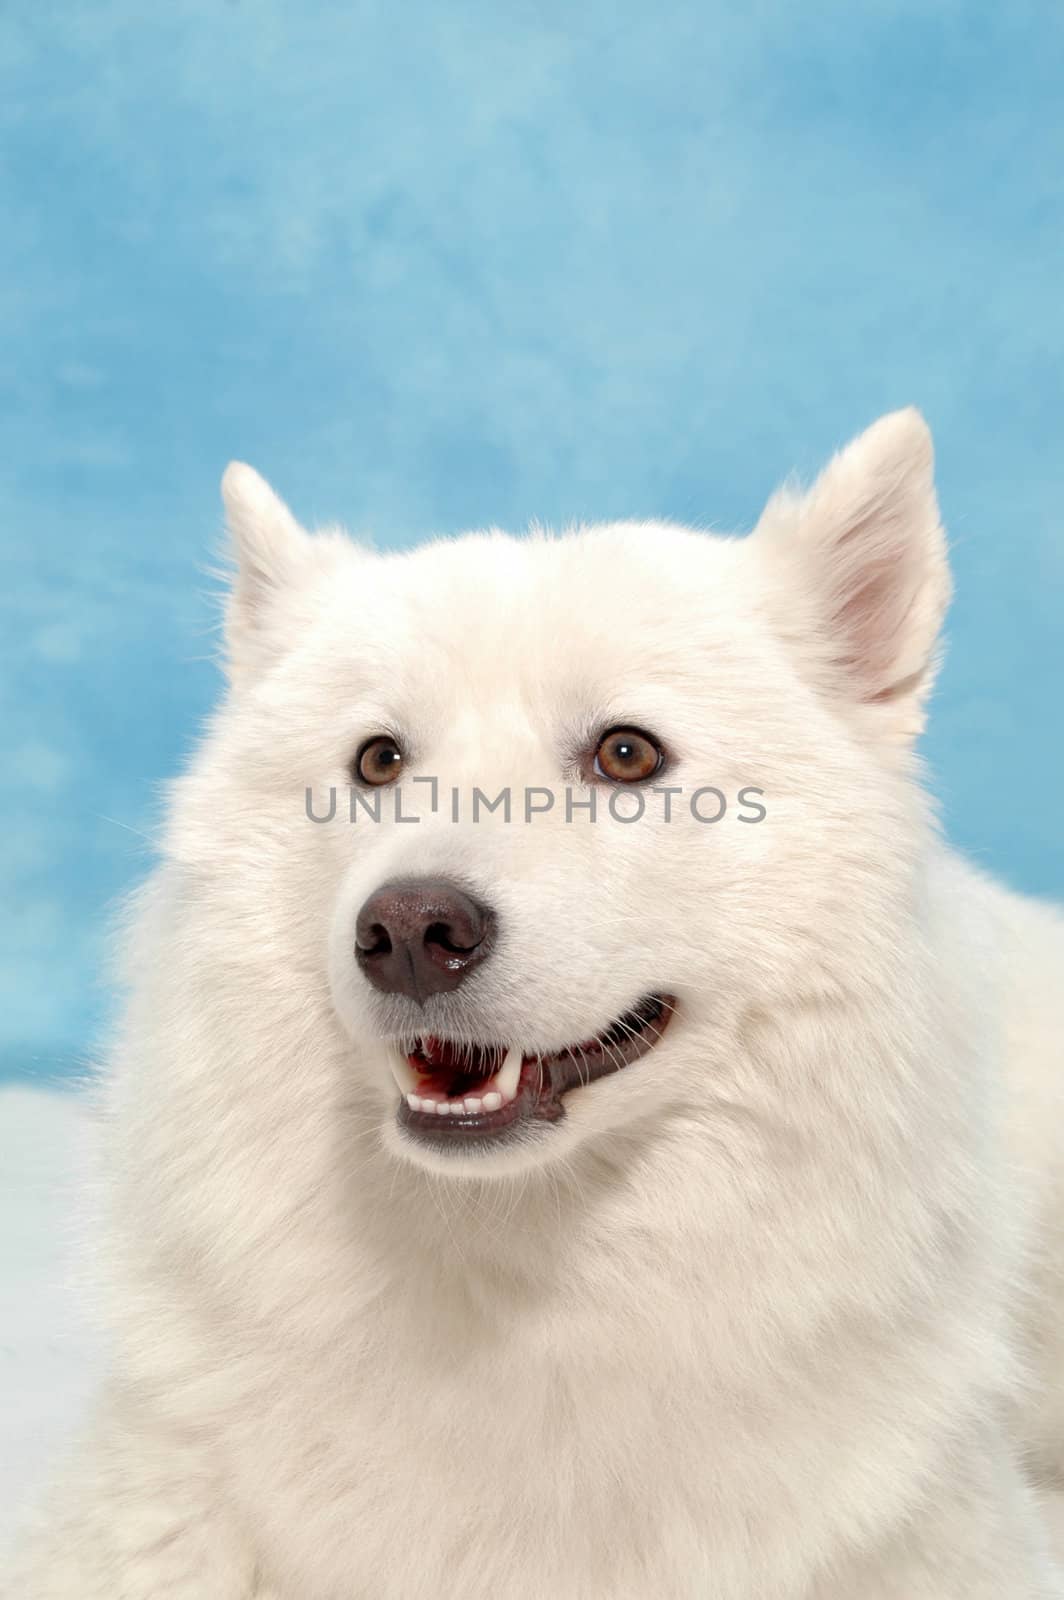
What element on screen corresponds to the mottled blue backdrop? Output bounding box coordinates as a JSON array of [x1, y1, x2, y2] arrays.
[[1, 1, 1062, 1081]]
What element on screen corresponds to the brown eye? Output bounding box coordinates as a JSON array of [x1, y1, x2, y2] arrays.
[[354, 736, 404, 786], [593, 727, 664, 783]]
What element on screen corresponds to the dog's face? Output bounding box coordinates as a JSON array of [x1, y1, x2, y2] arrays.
[[173, 411, 949, 1182]]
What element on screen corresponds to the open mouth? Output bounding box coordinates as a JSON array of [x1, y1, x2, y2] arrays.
[[389, 994, 674, 1143]]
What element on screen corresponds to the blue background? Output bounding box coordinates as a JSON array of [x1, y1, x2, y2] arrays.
[[1, 2, 1062, 1082]]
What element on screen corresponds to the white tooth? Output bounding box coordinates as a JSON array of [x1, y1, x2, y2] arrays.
[[389, 1052, 420, 1096], [496, 1045, 522, 1103], [482, 1090, 502, 1112], [436, 1100, 451, 1115], [407, 1094, 422, 1112], [463, 1097, 482, 1115]]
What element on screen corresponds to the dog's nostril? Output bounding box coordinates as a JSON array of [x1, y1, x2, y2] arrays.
[[358, 922, 393, 958], [424, 920, 479, 955]]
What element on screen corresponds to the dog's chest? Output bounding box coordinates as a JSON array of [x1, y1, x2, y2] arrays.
[[228, 1295, 731, 1599]]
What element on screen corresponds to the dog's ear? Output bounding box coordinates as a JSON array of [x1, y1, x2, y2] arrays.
[[755, 409, 951, 743], [220, 462, 311, 681]]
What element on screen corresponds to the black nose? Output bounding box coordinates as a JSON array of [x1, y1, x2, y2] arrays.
[[355, 878, 497, 1003]]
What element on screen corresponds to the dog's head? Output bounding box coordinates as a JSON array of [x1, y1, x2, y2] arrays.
[[170, 411, 948, 1182]]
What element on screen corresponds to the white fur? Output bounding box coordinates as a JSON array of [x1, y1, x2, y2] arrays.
[[7, 411, 1063, 1598]]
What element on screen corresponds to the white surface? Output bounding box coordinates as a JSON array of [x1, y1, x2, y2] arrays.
[[0, 1087, 101, 1548]]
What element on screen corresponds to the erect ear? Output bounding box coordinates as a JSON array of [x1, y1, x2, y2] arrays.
[[220, 462, 311, 680], [754, 409, 951, 742]]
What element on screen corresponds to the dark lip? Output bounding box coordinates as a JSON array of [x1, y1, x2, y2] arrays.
[[395, 993, 675, 1148]]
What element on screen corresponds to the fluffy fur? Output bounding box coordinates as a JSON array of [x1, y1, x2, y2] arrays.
[[7, 411, 1064, 1598]]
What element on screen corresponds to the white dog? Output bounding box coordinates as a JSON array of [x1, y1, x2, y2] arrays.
[[8, 411, 1064, 1598]]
